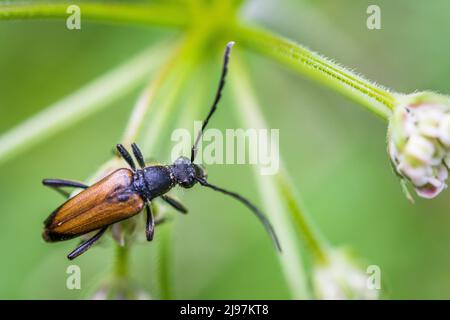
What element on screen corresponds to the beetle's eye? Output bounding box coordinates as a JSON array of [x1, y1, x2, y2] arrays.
[[194, 164, 207, 179], [181, 179, 195, 189]]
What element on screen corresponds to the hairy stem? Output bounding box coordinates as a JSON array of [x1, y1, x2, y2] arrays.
[[234, 24, 396, 120], [0, 2, 189, 27]]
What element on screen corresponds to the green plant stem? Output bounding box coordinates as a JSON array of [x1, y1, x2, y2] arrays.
[[112, 38, 193, 292], [114, 244, 129, 279], [120, 10, 224, 149], [0, 2, 400, 122], [0, 2, 189, 28], [157, 224, 173, 300], [0, 42, 169, 167], [120, 39, 189, 147], [276, 174, 328, 264], [141, 56, 198, 154], [113, 29, 211, 297], [234, 24, 396, 120], [230, 55, 332, 298]]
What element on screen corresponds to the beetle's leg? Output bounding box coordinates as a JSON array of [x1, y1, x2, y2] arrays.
[[116, 144, 136, 171], [67, 227, 108, 260], [131, 143, 146, 169], [42, 179, 88, 198], [43, 179, 88, 189], [145, 202, 155, 241], [161, 195, 188, 214]]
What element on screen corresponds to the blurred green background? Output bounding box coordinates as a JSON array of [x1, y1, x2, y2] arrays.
[[0, 0, 449, 299]]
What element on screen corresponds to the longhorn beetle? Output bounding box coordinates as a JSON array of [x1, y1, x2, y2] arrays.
[[42, 42, 281, 260]]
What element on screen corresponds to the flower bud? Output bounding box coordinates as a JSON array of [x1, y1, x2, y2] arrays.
[[313, 250, 379, 300], [388, 92, 450, 199]]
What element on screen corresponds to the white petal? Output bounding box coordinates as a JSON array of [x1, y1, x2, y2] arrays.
[[398, 162, 430, 186], [416, 179, 447, 199], [416, 109, 443, 138], [436, 164, 449, 182], [439, 115, 450, 147], [404, 135, 435, 164]]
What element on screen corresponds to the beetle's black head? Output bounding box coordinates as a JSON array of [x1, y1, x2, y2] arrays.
[[171, 156, 207, 189]]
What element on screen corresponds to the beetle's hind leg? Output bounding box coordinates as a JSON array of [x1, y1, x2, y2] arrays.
[[42, 179, 88, 198], [161, 195, 188, 214], [145, 203, 155, 241], [67, 227, 108, 260]]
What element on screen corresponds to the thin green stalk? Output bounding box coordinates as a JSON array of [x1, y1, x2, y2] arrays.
[[139, 38, 209, 300], [121, 39, 189, 147], [140, 61, 196, 154], [156, 66, 210, 299], [112, 30, 211, 298], [114, 245, 129, 279], [0, 42, 170, 166], [234, 24, 396, 120], [235, 56, 327, 261], [140, 32, 212, 155], [0, 2, 189, 28], [230, 55, 331, 298], [112, 38, 193, 293], [120, 18, 220, 152], [276, 173, 328, 264], [150, 71, 205, 300], [157, 224, 173, 300]]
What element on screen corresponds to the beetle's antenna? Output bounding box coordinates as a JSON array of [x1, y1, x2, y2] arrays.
[[195, 177, 282, 252], [191, 41, 235, 162]]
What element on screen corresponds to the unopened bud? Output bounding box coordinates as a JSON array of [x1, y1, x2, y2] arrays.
[[313, 250, 379, 300], [388, 92, 450, 199]]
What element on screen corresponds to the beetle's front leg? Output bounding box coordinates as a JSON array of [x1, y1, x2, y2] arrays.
[[116, 144, 136, 171], [131, 143, 146, 169]]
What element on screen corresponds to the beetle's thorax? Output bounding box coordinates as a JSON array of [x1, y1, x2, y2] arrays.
[[133, 165, 175, 200]]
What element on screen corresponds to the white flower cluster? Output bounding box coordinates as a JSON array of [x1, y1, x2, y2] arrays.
[[388, 92, 450, 199], [313, 250, 379, 300]]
